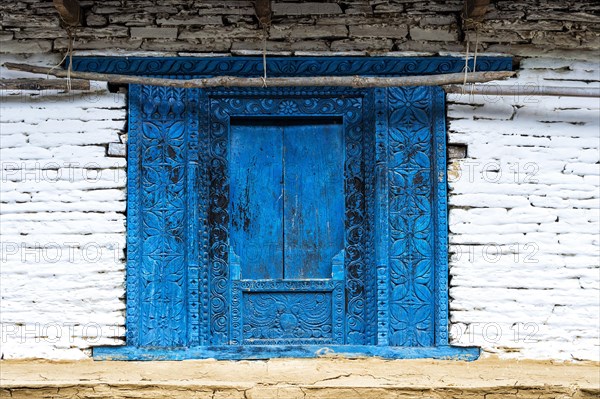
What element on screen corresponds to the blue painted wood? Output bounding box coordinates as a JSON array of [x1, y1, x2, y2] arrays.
[[230, 279, 346, 345], [90, 56, 513, 360], [127, 85, 193, 348], [374, 88, 390, 347], [206, 89, 371, 347], [283, 120, 344, 279], [230, 122, 284, 280], [229, 120, 344, 280], [70, 56, 512, 77], [93, 344, 480, 361], [432, 86, 450, 346], [387, 86, 436, 347]]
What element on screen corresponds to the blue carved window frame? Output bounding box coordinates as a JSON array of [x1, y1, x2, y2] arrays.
[[70, 56, 512, 360]]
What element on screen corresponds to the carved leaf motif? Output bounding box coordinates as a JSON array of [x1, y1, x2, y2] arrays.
[[137, 87, 189, 347], [243, 293, 333, 343], [387, 87, 435, 347]]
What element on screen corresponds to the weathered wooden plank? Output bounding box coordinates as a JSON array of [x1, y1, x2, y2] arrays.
[[53, 0, 81, 26], [230, 121, 284, 280], [3, 62, 516, 88], [283, 121, 344, 279], [0, 78, 89, 91], [92, 344, 481, 360]]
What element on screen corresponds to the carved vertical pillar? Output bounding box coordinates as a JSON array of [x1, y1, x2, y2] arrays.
[[387, 87, 439, 347], [128, 85, 197, 347]]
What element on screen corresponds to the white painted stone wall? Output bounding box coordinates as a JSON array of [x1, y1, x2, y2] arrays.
[[0, 55, 598, 361], [447, 58, 600, 361], [1, 55, 127, 359]]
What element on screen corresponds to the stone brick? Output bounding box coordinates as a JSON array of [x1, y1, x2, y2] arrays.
[[0, 31, 14, 41], [188, 6, 255, 16], [107, 143, 126, 157], [394, 40, 466, 52], [1, 15, 59, 28], [141, 38, 232, 52], [270, 24, 348, 40], [157, 15, 223, 26], [448, 144, 468, 159], [14, 29, 66, 40], [419, 15, 458, 26], [290, 40, 330, 51], [130, 27, 178, 39], [0, 40, 52, 54], [230, 40, 297, 52], [223, 15, 255, 25], [315, 16, 379, 25], [108, 13, 155, 26], [484, 20, 565, 32], [474, 29, 530, 43], [178, 26, 260, 40], [532, 32, 583, 48], [527, 10, 600, 23], [86, 13, 108, 27], [93, 6, 128, 14], [410, 26, 459, 42], [272, 2, 343, 16], [373, 4, 404, 14], [349, 24, 408, 39], [54, 38, 143, 51], [483, 9, 526, 21], [580, 32, 600, 50], [330, 38, 393, 51], [416, 1, 463, 12], [344, 5, 374, 15]]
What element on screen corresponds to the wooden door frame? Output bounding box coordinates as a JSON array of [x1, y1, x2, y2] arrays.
[[207, 89, 373, 347]]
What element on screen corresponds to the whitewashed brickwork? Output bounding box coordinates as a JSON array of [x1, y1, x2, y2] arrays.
[[447, 58, 600, 361], [1, 55, 127, 359]]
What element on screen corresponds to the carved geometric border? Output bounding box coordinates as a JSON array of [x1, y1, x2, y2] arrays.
[[71, 56, 512, 77]]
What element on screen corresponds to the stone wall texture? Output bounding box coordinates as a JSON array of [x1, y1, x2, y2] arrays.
[[0, 0, 598, 56], [0, 1, 599, 361]]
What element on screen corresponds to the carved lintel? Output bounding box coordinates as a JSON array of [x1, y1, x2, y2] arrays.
[[53, 0, 81, 26]]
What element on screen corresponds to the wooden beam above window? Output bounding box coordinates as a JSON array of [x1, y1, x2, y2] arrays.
[[255, 0, 271, 28], [0, 78, 90, 91], [464, 0, 490, 21], [53, 0, 81, 26]]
